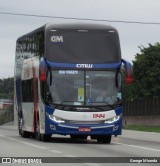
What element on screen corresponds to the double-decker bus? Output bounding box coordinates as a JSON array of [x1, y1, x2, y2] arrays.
[[14, 23, 133, 143]]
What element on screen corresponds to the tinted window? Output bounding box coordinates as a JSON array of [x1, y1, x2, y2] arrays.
[[45, 30, 121, 63], [46, 70, 121, 106], [21, 79, 33, 102], [21, 79, 38, 102]]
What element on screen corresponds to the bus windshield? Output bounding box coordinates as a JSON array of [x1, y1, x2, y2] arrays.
[[46, 70, 121, 107], [45, 30, 121, 63]]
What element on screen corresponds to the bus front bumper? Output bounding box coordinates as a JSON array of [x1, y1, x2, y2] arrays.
[[45, 118, 122, 136]]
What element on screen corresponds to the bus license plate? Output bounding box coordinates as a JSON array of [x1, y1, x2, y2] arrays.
[[79, 127, 91, 132]]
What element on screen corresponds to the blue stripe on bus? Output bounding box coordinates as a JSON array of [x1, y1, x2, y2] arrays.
[[115, 107, 123, 115]]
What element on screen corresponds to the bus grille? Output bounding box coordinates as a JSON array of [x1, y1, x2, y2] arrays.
[[65, 120, 104, 125]]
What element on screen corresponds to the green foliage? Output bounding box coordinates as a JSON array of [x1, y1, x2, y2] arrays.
[[0, 77, 14, 100], [0, 108, 14, 125], [123, 43, 160, 101], [124, 125, 160, 133]]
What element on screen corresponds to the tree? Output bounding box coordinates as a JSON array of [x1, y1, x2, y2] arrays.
[[0, 77, 14, 100], [123, 43, 160, 101]]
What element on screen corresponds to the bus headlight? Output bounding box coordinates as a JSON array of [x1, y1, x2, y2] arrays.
[[104, 114, 121, 124], [48, 114, 65, 123]]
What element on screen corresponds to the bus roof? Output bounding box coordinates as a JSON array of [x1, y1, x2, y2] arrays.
[[45, 23, 118, 32], [17, 23, 118, 41], [16, 23, 121, 64]]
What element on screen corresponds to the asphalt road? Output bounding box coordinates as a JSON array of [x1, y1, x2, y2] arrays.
[[0, 122, 160, 166]]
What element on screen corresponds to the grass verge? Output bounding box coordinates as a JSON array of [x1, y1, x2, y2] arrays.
[[124, 125, 160, 133]]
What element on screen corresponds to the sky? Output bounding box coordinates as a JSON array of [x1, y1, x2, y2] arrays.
[[0, 0, 160, 78]]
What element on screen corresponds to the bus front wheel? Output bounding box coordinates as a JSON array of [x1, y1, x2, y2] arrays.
[[41, 134, 52, 142]]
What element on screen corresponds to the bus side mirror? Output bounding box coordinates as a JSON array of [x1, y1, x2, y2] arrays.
[[122, 59, 133, 84], [125, 75, 133, 84], [115, 72, 122, 88], [47, 70, 52, 86]]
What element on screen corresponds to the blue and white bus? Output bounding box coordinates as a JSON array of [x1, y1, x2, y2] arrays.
[[14, 23, 133, 143]]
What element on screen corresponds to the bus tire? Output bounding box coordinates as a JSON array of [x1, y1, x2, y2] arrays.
[[36, 121, 41, 141], [21, 129, 29, 138], [19, 118, 29, 138], [41, 134, 51, 142], [97, 135, 112, 144]]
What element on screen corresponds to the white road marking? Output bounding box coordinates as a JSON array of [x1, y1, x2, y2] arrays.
[[113, 142, 160, 152], [0, 135, 48, 150], [85, 163, 101, 166], [1, 133, 159, 162], [48, 149, 63, 154], [0, 134, 72, 157]]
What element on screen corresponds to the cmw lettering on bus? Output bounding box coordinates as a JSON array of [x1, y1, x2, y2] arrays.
[[51, 36, 63, 42], [76, 64, 93, 68]]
